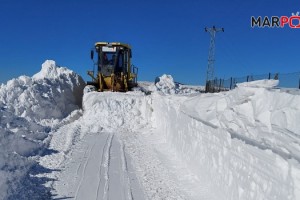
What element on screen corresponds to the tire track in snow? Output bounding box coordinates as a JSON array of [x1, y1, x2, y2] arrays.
[[74, 140, 96, 200], [76, 146, 87, 177], [96, 134, 110, 200], [52, 131, 145, 199], [120, 141, 133, 200], [103, 133, 114, 200]]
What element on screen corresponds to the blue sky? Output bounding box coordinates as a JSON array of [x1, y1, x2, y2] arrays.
[[0, 0, 299, 85]]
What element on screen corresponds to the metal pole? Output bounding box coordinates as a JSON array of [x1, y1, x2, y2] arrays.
[[205, 26, 224, 92]]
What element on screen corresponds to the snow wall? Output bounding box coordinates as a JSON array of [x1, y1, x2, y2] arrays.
[[152, 80, 300, 200], [82, 91, 152, 133], [81, 75, 300, 200], [0, 60, 85, 199]]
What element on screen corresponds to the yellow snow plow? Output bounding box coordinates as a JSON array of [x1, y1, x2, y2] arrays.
[[86, 42, 138, 92]]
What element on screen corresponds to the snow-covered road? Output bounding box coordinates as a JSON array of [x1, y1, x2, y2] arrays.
[[49, 125, 220, 200], [52, 132, 144, 200], [39, 89, 220, 200]]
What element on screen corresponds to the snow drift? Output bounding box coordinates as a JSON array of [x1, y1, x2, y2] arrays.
[[0, 60, 85, 200], [82, 91, 151, 133], [0, 60, 84, 121], [153, 79, 300, 199]]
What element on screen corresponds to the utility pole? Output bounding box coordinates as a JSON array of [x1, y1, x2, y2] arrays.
[[205, 26, 224, 92]]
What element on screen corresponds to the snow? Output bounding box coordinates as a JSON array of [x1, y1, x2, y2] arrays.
[[154, 85, 300, 199], [236, 79, 279, 88], [0, 60, 84, 121], [82, 92, 151, 132], [153, 74, 179, 94], [1, 67, 300, 200], [0, 60, 85, 200], [144, 74, 203, 95]]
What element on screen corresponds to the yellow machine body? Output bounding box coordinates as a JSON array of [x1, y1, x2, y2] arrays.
[[87, 42, 138, 92]]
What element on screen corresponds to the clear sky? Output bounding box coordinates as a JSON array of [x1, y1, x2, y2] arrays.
[[0, 0, 299, 85]]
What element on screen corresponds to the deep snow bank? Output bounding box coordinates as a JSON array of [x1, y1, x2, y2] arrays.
[[153, 80, 300, 200], [183, 80, 300, 149], [0, 60, 85, 122], [81, 78, 300, 199], [80, 78, 300, 199], [0, 60, 85, 200], [236, 79, 279, 88], [82, 91, 152, 133]]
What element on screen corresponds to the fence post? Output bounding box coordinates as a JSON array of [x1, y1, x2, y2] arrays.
[[268, 73, 271, 80], [230, 77, 233, 90], [247, 75, 249, 82], [299, 76, 300, 89], [213, 78, 217, 93]]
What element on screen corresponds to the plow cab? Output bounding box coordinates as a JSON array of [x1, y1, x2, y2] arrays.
[[87, 42, 138, 92]]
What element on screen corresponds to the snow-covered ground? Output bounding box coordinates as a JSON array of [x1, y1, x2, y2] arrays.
[[0, 60, 299, 200]]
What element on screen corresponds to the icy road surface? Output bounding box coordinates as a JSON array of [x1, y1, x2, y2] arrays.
[[52, 132, 144, 200]]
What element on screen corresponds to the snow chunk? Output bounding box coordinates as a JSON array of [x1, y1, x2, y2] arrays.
[[147, 74, 202, 95], [153, 74, 178, 95]]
